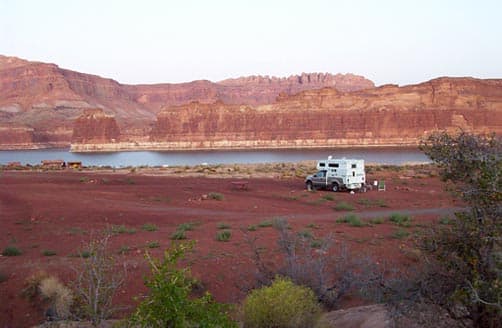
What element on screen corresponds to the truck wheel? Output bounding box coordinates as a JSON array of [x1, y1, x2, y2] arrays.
[[332, 183, 339, 192], [306, 181, 313, 191]]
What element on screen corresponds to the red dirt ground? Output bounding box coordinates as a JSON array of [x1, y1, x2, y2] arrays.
[[0, 168, 459, 327]]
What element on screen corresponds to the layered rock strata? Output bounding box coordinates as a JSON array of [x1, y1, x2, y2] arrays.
[[71, 77, 502, 151], [0, 55, 373, 149]]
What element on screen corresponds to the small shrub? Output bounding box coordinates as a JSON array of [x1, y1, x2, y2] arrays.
[[217, 222, 231, 229], [297, 230, 313, 239], [2, 246, 22, 256], [178, 222, 196, 231], [42, 249, 57, 256], [392, 229, 410, 239], [320, 194, 335, 201], [389, 213, 412, 227], [369, 217, 384, 225], [147, 241, 160, 249], [110, 224, 137, 234], [208, 192, 225, 201], [118, 245, 131, 254], [242, 276, 321, 328], [171, 229, 187, 240], [358, 198, 388, 207], [39, 276, 73, 320], [80, 250, 92, 258], [438, 216, 452, 225], [337, 214, 364, 227], [334, 201, 355, 211], [216, 230, 231, 242], [258, 220, 273, 228], [141, 223, 158, 232], [247, 224, 257, 231], [310, 239, 323, 248], [79, 177, 89, 183], [306, 223, 320, 229]]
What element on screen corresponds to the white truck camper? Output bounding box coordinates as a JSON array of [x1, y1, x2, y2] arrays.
[[305, 156, 366, 192]]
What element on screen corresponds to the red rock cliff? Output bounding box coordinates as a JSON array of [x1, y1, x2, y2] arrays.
[[148, 77, 502, 149], [72, 109, 121, 144], [0, 55, 373, 149]]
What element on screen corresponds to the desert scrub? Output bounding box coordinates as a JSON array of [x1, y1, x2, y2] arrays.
[[389, 213, 412, 227], [258, 220, 273, 228], [2, 246, 22, 256], [217, 222, 231, 229], [247, 224, 257, 231], [334, 201, 355, 211], [208, 192, 225, 201], [109, 224, 137, 234], [146, 241, 160, 248], [141, 223, 158, 232], [391, 228, 410, 239], [42, 249, 57, 256], [171, 229, 187, 240], [357, 198, 388, 207], [369, 217, 384, 225], [242, 276, 321, 328], [216, 230, 231, 242], [129, 242, 236, 327], [177, 222, 196, 231], [39, 276, 73, 320], [337, 214, 365, 227], [297, 229, 313, 239], [320, 194, 335, 201]]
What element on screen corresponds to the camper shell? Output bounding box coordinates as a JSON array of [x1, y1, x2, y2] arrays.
[[305, 157, 366, 192]]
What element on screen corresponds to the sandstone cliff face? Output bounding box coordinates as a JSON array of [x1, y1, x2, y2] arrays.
[[0, 55, 372, 149], [146, 77, 502, 150], [71, 108, 121, 144]]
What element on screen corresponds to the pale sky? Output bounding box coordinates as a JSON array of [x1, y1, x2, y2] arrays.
[[1, 0, 501, 86]]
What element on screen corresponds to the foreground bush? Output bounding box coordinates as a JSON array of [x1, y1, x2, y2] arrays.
[[129, 242, 236, 327], [242, 276, 321, 328]]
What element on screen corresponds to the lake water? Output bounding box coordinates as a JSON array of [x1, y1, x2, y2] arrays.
[[0, 148, 430, 167]]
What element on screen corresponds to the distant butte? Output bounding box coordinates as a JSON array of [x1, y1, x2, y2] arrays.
[[0, 55, 500, 151]]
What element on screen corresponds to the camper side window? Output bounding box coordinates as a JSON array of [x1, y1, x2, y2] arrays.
[[351, 164, 357, 168], [328, 163, 339, 168], [319, 162, 325, 167]]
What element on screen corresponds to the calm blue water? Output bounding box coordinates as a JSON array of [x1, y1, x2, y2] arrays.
[[0, 148, 429, 167]]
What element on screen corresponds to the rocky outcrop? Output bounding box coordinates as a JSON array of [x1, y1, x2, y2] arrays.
[[0, 55, 373, 149], [71, 108, 120, 144], [142, 77, 501, 150]]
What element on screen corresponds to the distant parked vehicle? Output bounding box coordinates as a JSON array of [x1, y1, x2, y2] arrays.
[[305, 157, 366, 192]]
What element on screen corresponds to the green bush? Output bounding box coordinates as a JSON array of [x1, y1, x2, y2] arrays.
[[337, 214, 364, 227], [147, 241, 160, 248], [216, 230, 231, 242], [333, 201, 355, 211], [129, 242, 236, 327], [142, 223, 158, 232], [171, 229, 187, 240], [177, 222, 196, 231], [297, 230, 313, 239], [258, 220, 273, 228], [242, 276, 321, 328], [247, 224, 257, 231], [389, 213, 412, 227], [392, 229, 410, 239], [109, 224, 136, 234], [2, 246, 22, 256]]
